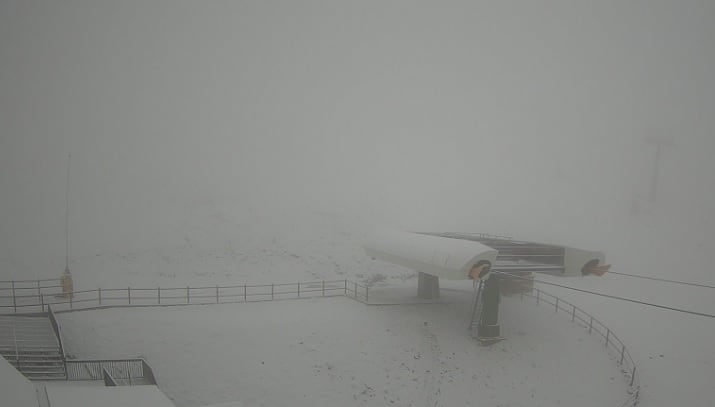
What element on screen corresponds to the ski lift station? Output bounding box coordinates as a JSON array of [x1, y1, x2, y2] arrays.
[[363, 230, 609, 342]]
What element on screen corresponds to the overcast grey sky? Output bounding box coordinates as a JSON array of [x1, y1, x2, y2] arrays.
[[1, 1, 714, 276]]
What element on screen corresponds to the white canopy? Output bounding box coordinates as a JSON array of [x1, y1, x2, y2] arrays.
[[364, 230, 498, 280], [0, 357, 38, 407]]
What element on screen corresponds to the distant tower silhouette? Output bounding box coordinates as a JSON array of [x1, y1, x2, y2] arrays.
[[62, 154, 73, 298]]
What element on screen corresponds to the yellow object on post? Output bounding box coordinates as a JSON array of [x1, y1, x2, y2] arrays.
[[61, 270, 73, 298]]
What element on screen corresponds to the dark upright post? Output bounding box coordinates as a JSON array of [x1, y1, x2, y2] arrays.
[[417, 272, 439, 300], [477, 274, 501, 342]]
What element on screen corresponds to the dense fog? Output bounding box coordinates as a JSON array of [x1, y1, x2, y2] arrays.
[[1, 1, 714, 280]]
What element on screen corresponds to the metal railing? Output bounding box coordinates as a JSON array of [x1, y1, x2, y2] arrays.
[[47, 305, 66, 361], [0, 278, 62, 290], [103, 367, 118, 386], [1, 279, 369, 314], [141, 358, 157, 385], [2, 278, 638, 405], [0, 279, 62, 313], [345, 280, 370, 303], [66, 358, 157, 385], [519, 287, 640, 407]]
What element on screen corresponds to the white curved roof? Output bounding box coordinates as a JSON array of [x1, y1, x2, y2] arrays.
[[0, 357, 38, 407], [364, 230, 498, 280]]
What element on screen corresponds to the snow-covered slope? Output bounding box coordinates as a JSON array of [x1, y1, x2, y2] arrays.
[[63, 204, 413, 290], [13, 201, 715, 406]]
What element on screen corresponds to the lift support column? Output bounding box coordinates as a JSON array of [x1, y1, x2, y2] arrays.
[[478, 274, 501, 341], [417, 272, 440, 299]]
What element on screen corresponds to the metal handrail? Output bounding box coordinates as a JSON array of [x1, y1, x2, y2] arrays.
[[519, 287, 640, 406], [102, 368, 118, 386], [141, 359, 158, 386], [3, 277, 637, 406], [12, 317, 19, 363], [47, 305, 67, 362], [1, 279, 366, 313], [468, 280, 484, 330], [0, 278, 62, 284], [66, 358, 156, 385]]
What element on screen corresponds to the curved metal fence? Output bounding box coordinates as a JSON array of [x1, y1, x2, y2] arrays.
[[0, 280, 361, 314], [1, 278, 638, 405], [0, 279, 63, 313], [518, 287, 640, 407]]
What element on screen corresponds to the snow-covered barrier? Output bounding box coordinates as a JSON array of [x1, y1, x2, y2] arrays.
[[363, 230, 498, 280], [0, 357, 38, 407]]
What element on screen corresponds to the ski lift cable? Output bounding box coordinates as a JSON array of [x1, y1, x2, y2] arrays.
[[491, 270, 715, 319], [604, 271, 715, 289]]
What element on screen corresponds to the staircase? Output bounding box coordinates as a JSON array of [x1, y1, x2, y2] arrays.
[[0, 315, 66, 380], [468, 280, 484, 336]]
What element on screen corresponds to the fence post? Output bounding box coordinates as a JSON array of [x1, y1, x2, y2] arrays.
[[37, 280, 41, 300], [128, 287, 131, 305], [41, 294, 45, 313], [297, 282, 300, 298], [244, 285, 247, 302], [555, 297, 559, 313], [216, 286, 219, 303], [571, 305, 576, 322], [322, 281, 325, 296], [98, 288, 102, 306], [605, 328, 610, 347], [157, 287, 160, 305], [271, 284, 274, 300], [620, 344, 625, 365], [344, 279, 347, 295], [630, 366, 636, 387], [588, 316, 593, 333], [12, 281, 16, 313], [186, 287, 190, 304]]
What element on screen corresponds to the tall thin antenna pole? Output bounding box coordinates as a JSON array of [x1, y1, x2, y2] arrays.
[[61, 153, 74, 298], [65, 153, 71, 273]]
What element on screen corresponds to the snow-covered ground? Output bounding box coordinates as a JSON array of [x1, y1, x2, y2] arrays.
[[532, 204, 715, 407], [40, 206, 414, 290], [6, 205, 715, 406], [58, 290, 628, 407], [539, 273, 714, 407], [2, 3, 714, 406]]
